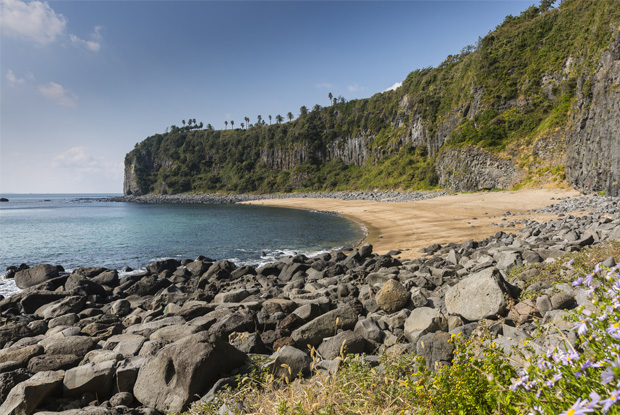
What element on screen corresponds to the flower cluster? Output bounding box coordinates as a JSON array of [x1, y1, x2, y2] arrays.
[[510, 263, 620, 414]]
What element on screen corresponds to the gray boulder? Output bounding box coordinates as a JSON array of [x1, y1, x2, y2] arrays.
[[35, 296, 87, 319], [264, 346, 311, 380], [317, 330, 365, 360], [291, 304, 358, 347], [0, 368, 32, 405], [133, 332, 247, 413], [416, 332, 454, 369], [0, 370, 65, 415], [63, 360, 116, 398], [14, 264, 62, 289], [0, 344, 43, 365], [403, 307, 447, 343], [28, 354, 81, 373], [445, 267, 509, 321]]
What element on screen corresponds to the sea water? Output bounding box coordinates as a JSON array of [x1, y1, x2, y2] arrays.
[[0, 194, 364, 297]]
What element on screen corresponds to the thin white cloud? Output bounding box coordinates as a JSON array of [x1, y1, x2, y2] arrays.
[[315, 82, 334, 89], [70, 25, 103, 52], [6, 69, 25, 86], [347, 83, 367, 92], [38, 82, 78, 107], [384, 82, 402, 92], [52, 146, 123, 180], [0, 0, 67, 45], [1, 0, 103, 52], [52, 146, 98, 169]]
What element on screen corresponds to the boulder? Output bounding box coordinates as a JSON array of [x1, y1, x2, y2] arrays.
[[264, 345, 311, 380], [91, 270, 119, 287], [20, 291, 70, 314], [291, 304, 358, 347], [63, 360, 116, 398], [507, 299, 541, 326], [35, 296, 87, 320], [0, 368, 32, 404], [133, 332, 247, 413], [42, 336, 96, 358], [551, 292, 575, 310], [317, 330, 365, 360], [0, 344, 44, 365], [115, 356, 145, 393], [375, 279, 409, 313], [213, 288, 251, 304], [27, 354, 81, 373], [14, 264, 62, 289], [0, 370, 65, 415], [445, 268, 509, 321], [403, 307, 447, 343], [416, 332, 454, 369]]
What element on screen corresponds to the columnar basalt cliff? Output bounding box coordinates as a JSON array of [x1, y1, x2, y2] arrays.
[[123, 0, 620, 196]]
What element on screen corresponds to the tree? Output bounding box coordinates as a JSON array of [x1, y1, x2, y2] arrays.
[[328, 92, 333, 105], [245, 117, 250, 129], [257, 115, 262, 126], [225, 121, 228, 130], [313, 104, 321, 112], [207, 123, 213, 130], [198, 122, 204, 129], [275, 114, 283, 124], [240, 122, 244, 129], [269, 115, 272, 125], [300, 106, 308, 116], [231, 120, 234, 129], [182, 120, 186, 126], [287, 112, 293, 122]]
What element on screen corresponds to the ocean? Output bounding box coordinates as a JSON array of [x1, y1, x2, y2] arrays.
[[0, 194, 364, 297]]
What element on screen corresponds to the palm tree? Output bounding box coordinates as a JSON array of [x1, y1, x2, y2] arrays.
[[225, 121, 228, 130], [207, 123, 213, 130], [300, 106, 308, 116], [257, 115, 262, 125], [230, 120, 234, 129], [275, 114, 283, 124], [245, 117, 250, 129], [182, 120, 186, 126], [240, 122, 244, 129], [328, 92, 333, 105], [287, 112, 293, 122], [268, 115, 272, 125]]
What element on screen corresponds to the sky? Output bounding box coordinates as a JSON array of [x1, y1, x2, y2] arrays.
[[1, 0, 535, 194]]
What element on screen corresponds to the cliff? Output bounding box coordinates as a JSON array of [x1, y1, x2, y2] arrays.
[[123, 0, 620, 196]]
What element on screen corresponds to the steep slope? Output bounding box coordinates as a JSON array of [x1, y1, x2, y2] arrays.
[[124, 0, 620, 196]]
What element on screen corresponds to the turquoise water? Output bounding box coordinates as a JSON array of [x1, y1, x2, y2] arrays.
[[0, 194, 363, 295]]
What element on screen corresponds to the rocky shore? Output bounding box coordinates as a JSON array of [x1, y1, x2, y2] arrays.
[[109, 190, 451, 204], [0, 194, 618, 414]]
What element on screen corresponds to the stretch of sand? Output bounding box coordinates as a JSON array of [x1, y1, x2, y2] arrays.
[[243, 189, 581, 260]]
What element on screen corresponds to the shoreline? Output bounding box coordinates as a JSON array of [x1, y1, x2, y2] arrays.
[[242, 188, 583, 259]]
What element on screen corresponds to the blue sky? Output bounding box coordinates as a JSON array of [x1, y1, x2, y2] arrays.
[[1, 0, 534, 193]]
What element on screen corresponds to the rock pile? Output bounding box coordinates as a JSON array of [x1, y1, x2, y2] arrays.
[[109, 190, 450, 204], [0, 195, 617, 414]]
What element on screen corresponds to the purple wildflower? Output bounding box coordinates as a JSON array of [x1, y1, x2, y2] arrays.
[[601, 389, 620, 413], [559, 398, 595, 415], [573, 276, 584, 286]]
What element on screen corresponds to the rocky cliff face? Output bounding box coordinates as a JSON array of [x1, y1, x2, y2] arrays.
[[566, 31, 620, 196], [436, 147, 525, 192]]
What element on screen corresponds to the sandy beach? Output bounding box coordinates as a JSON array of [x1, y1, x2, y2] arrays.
[[243, 189, 582, 259]]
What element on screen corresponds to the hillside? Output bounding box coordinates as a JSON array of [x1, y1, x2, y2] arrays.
[[123, 0, 620, 196]]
